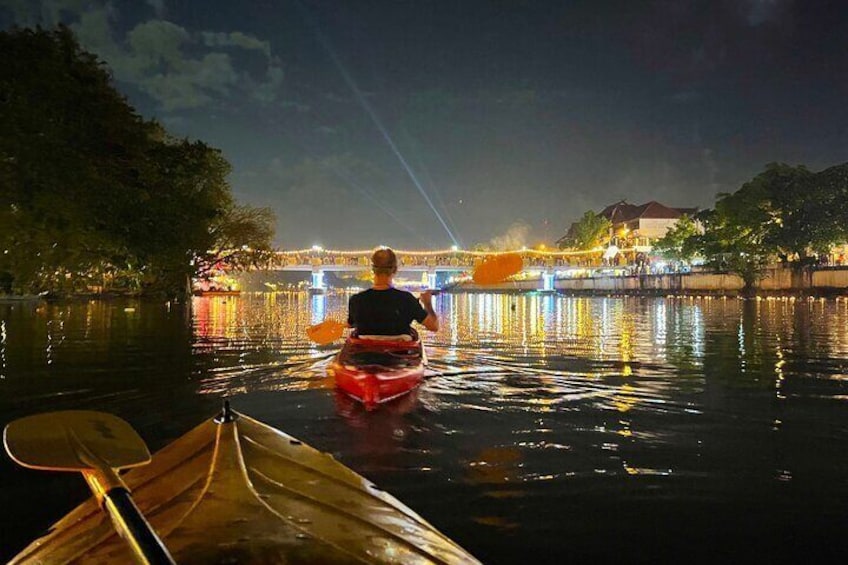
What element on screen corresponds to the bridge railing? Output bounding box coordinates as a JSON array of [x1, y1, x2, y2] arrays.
[[264, 247, 624, 270]]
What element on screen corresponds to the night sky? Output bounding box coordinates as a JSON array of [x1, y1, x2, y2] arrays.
[[3, 1, 847, 249]]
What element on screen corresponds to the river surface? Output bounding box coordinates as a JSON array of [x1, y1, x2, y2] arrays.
[[1, 292, 847, 563]]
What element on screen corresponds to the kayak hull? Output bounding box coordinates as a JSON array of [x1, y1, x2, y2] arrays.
[[8, 410, 478, 564], [329, 334, 426, 409]]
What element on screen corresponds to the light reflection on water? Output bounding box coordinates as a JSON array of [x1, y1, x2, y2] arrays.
[[1, 293, 847, 563]]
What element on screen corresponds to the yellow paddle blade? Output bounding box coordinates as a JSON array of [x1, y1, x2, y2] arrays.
[[4, 411, 151, 472], [472, 253, 524, 285], [307, 319, 346, 345]]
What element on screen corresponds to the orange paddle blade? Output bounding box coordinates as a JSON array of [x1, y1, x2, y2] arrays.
[[472, 253, 524, 285], [307, 319, 346, 345]]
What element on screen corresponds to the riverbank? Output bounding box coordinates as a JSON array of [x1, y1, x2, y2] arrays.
[[0, 293, 192, 304], [457, 266, 848, 297], [0, 294, 46, 302]]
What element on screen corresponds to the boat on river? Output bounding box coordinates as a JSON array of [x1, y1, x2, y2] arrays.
[[4, 404, 478, 564], [329, 331, 427, 409]]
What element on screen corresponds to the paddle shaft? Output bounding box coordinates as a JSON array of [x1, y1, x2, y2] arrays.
[[3, 411, 174, 564], [431, 278, 464, 295], [103, 488, 175, 564], [83, 467, 175, 565]]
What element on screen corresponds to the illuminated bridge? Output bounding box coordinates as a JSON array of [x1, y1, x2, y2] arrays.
[[258, 246, 640, 291]]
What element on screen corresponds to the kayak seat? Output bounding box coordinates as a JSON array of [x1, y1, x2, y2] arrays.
[[347, 349, 421, 367], [357, 334, 413, 341]]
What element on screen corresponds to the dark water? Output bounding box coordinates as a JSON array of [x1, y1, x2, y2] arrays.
[[1, 293, 847, 563]]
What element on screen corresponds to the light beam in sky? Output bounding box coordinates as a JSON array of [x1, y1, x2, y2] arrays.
[[279, 132, 436, 246], [295, 1, 460, 247], [400, 128, 465, 249], [323, 162, 437, 247]]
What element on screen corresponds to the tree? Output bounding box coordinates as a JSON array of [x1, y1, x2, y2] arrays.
[[795, 163, 848, 256], [0, 26, 275, 296], [194, 203, 277, 282], [744, 163, 818, 262], [715, 162, 848, 265], [0, 25, 154, 294], [689, 207, 770, 292], [685, 162, 848, 292], [563, 211, 611, 250], [127, 138, 235, 293], [651, 215, 701, 263]]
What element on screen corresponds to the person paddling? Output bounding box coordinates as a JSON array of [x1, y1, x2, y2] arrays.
[[347, 247, 439, 337]]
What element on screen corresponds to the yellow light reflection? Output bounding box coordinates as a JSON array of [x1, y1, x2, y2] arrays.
[[613, 383, 637, 413]]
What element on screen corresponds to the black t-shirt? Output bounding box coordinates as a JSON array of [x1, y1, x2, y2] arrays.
[[347, 288, 427, 335]]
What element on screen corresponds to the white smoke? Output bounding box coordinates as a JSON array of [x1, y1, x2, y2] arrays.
[[488, 221, 531, 251]]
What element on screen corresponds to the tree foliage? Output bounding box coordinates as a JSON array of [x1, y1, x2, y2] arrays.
[[195, 203, 277, 278], [563, 211, 611, 250], [764, 162, 848, 258], [689, 206, 771, 290], [651, 215, 701, 263], [0, 26, 274, 296], [0, 25, 150, 294]]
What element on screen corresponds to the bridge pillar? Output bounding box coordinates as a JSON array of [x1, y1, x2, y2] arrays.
[[542, 269, 556, 292], [311, 269, 325, 293], [311, 293, 325, 324], [427, 269, 437, 289]]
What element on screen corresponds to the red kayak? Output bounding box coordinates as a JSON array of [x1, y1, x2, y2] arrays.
[[329, 331, 426, 409]]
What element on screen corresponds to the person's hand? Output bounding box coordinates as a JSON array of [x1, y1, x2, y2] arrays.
[[419, 289, 434, 306]]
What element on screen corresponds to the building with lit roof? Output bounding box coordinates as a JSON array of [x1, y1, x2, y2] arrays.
[[558, 200, 698, 250]]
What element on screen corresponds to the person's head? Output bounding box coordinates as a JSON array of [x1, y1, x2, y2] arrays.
[[371, 247, 398, 277]]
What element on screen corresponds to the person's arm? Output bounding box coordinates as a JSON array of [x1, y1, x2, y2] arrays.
[[347, 295, 357, 328], [418, 290, 439, 332]]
